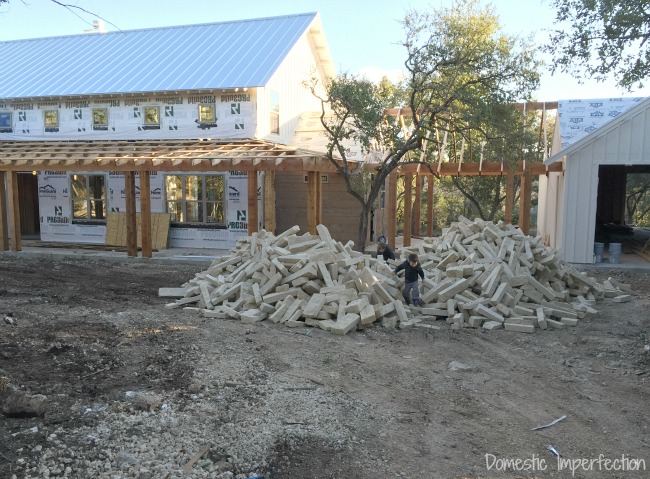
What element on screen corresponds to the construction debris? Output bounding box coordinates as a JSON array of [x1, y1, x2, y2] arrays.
[[162, 218, 631, 334]]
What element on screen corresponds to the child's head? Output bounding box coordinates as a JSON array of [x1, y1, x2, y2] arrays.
[[408, 253, 419, 267], [377, 243, 387, 253]]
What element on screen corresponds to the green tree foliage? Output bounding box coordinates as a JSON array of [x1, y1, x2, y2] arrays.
[[546, 0, 650, 90], [312, 0, 540, 251], [626, 173, 650, 225]]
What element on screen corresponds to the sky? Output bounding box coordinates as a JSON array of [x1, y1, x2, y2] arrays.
[[1, 0, 648, 102]]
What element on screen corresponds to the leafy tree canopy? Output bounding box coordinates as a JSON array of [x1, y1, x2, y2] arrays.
[[546, 0, 650, 90]]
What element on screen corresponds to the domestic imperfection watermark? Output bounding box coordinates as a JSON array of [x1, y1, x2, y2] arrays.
[[485, 453, 646, 475]]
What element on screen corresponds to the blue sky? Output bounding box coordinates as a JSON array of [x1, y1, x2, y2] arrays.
[[1, 0, 648, 101]]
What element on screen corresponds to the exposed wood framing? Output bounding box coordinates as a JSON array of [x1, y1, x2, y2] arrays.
[[140, 171, 152, 258], [403, 174, 413, 247], [0, 139, 353, 173], [519, 173, 532, 235], [263, 171, 276, 233], [0, 172, 8, 251], [7, 171, 21, 251], [426, 175, 434, 237], [247, 172, 258, 235], [414, 175, 422, 236], [307, 171, 322, 235], [124, 171, 137, 257], [386, 173, 397, 250]]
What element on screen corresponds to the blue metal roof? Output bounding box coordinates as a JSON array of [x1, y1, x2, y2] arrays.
[[0, 12, 318, 99]]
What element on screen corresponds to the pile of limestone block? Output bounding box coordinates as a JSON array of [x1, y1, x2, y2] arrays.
[[161, 218, 633, 334]]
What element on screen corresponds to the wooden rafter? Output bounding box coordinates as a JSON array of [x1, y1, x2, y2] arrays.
[[0, 138, 355, 173]]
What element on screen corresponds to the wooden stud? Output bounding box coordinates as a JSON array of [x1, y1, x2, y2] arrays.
[[426, 175, 434, 237], [519, 173, 532, 235], [386, 173, 397, 250], [7, 171, 21, 251], [307, 171, 318, 235], [140, 171, 152, 258], [413, 175, 422, 236], [403, 173, 413, 247], [315, 173, 323, 226], [124, 171, 137, 257], [0, 171, 9, 251], [263, 171, 276, 233], [505, 171, 515, 224], [247, 171, 258, 235]]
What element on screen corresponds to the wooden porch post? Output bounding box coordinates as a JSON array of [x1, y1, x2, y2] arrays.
[[414, 175, 422, 236], [307, 171, 318, 235], [7, 171, 21, 251], [0, 171, 9, 251], [519, 173, 532, 235], [315, 173, 322, 226], [263, 171, 276, 233], [403, 173, 413, 247], [504, 171, 515, 224], [247, 171, 258, 235], [386, 173, 397, 250], [124, 171, 137, 257], [139, 171, 152, 258], [426, 175, 434, 237]]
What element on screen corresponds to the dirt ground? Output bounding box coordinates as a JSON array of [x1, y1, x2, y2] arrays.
[[0, 254, 648, 478]]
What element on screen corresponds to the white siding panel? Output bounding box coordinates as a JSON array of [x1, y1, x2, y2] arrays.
[[593, 135, 606, 164], [562, 146, 599, 263], [261, 29, 326, 145], [617, 118, 633, 163], [637, 109, 650, 158]]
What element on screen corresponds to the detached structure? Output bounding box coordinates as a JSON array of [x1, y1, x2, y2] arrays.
[[538, 97, 649, 263], [0, 13, 364, 256]]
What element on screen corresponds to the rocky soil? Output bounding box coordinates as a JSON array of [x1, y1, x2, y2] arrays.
[[0, 255, 648, 478]]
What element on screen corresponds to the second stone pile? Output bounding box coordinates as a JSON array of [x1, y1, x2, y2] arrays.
[[164, 217, 631, 334]]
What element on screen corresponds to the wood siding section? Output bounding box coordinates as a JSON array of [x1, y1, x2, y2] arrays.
[[260, 25, 325, 144], [275, 171, 361, 244], [559, 102, 650, 262]]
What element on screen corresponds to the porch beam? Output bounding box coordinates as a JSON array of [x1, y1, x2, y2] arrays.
[[519, 173, 532, 235], [0, 172, 8, 251], [124, 171, 137, 257], [7, 171, 21, 251], [386, 173, 397, 251], [247, 172, 258, 235], [263, 171, 276, 233], [139, 171, 152, 258], [403, 174, 413, 247]]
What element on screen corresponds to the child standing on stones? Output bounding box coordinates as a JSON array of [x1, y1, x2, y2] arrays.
[[395, 253, 425, 306]]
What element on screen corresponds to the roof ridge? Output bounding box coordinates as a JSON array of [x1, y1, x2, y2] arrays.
[[0, 11, 319, 44]]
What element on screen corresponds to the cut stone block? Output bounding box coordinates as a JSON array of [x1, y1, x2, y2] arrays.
[[475, 304, 505, 323], [158, 287, 189, 297], [394, 301, 409, 323], [482, 321, 503, 330], [560, 317, 578, 327], [330, 313, 360, 335], [612, 295, 632, 303], [303, 293, 327, 318], [546, 318, 565, 329]]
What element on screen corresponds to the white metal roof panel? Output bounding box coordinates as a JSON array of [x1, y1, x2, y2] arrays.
[[0, 12, 318, 99]]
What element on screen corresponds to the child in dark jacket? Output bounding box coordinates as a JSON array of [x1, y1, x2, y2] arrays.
[[377, 242, 396, 261], [394, 253, 425, 306]]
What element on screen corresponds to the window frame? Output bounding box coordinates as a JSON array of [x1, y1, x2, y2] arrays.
[[164, 173, 227, 227], [43, 109, 59, 132], [0, 111, 12, 132], [270, 90, 280, 135], [143, 106, 161, 130], [70, 173, 108, 223], [92, 108, 109, 130], [198, 103, 216, 124]]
